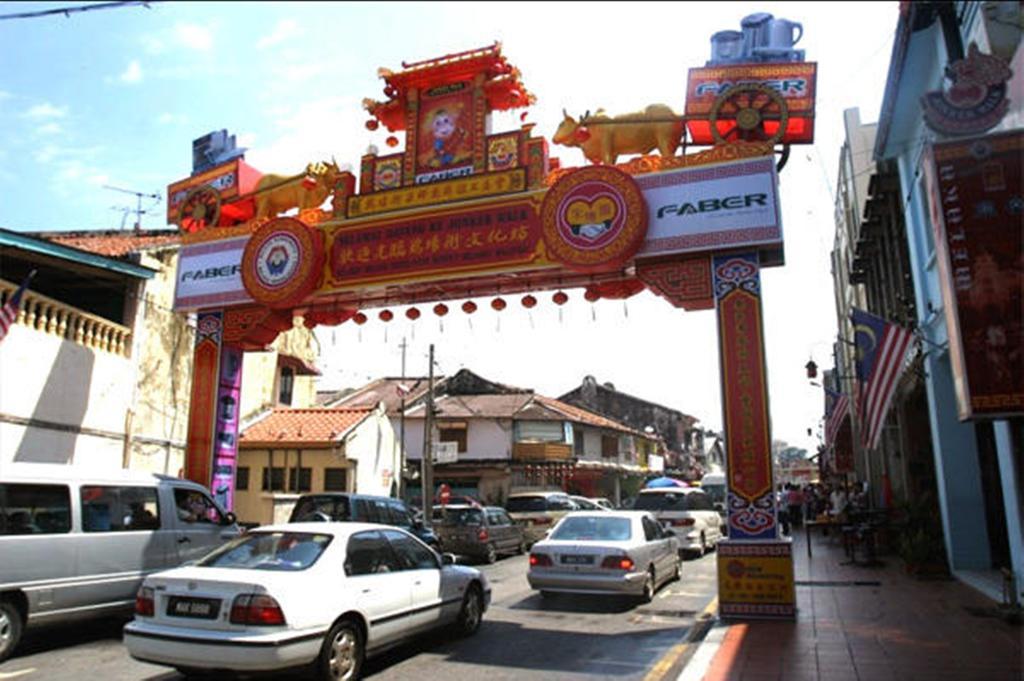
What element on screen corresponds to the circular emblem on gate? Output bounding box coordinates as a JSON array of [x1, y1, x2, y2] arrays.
[[242, 217, 324, 308], [541, 166, 647, 272]]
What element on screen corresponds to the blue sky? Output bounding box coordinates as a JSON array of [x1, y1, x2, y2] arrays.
[[1, 1, 898, 454]]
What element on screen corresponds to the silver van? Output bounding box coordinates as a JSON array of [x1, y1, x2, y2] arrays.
[[0, 463, 240, 662]]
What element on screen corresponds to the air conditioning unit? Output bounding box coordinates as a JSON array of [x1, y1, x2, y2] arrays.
[[432, 441, 458, 464]]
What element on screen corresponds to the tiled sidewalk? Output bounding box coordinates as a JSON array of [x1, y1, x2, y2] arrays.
[[685, 528, 1023, 681]]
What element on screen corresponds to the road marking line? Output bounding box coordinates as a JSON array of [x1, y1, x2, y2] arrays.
[[643, 596, 719, 681], [0, 669, 36, 679]]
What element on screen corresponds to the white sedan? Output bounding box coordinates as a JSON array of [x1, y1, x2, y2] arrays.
[[123, 522, 490, 680], [527, 511, 680, 602]]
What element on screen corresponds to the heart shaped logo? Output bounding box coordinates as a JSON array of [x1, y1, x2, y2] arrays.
[[565, 196, 618, 241]]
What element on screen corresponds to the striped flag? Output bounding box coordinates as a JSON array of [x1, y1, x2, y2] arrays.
[[0, 271, 35, 345], [851, 307, 915, 451], [824, 387, 850, 448]]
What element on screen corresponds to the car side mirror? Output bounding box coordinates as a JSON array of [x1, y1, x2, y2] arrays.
[[222, 512, 237, 526], [441, 552, 457, 566]]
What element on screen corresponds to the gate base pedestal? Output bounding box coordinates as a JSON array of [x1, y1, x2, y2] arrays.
[[717, 538, 796, 620]]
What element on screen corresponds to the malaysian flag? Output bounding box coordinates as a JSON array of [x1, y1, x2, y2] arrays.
[[851, 307, 915, 451], [0, 271, 35, 345], [824, 387, 850, 448]]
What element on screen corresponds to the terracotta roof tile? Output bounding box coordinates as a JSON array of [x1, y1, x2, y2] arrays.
[[42, 231, 181, 258], [239, 407, 373, 446], [533, 395, 653, 439]]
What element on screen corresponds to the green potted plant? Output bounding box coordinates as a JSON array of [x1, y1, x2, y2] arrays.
[[895, 492, 948, 577]]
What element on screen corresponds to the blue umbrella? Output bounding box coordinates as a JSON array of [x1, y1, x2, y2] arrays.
[[644, 476, 688, 489]]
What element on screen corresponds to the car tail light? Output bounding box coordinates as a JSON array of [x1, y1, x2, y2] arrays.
[[230, 594, 286, 626], [477, 528, 489, 542], [529, 553, 553, 567], [134, 586, 154, 617], [600, 555, 635, 571], [669, 518, 696, 527]]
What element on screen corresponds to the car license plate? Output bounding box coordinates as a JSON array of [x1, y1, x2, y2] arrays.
[[167, 596, 220, 619], [561, 555, 594, 565]]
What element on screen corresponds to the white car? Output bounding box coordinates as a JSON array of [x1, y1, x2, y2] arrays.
[[633, 487, 724, 557], [123, 522, 490, 680], [527, 511, 681, 602]]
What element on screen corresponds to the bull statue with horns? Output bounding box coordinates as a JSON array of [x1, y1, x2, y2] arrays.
[[552, 104, 684, 166], [254, 158, 344, 220]]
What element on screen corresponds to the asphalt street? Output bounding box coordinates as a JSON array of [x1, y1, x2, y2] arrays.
[[0, 550, 719, 681]]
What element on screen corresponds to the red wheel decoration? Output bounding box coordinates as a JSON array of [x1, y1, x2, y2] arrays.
[[405, 307, 421, 320], [552, 291, 569, 305], [491, 298, 507, 311], [179, 185, 221, 233], [433, 303, 449, 317], [521, 294, 537, 309], [462, 301, 477, 314], [379, 310, 394, 322], [353, 312, 367, 325], [365, 119, 379, 131]]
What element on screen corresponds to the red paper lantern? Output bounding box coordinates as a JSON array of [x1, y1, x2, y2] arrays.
[[584, 289, 600, 302], [552, 291, 569, 305], [385, 135, 399, 148], [521, 294, 537, 309], [405, 307, 421, 321], [365, 119, 379, 131], [491, 297, 507, 311], [520, 111, 529, 122], [353, 312, 367, 325], [433, 303, 449, 317], [462, 301, 477, 314], [379, 309, 394, 322]]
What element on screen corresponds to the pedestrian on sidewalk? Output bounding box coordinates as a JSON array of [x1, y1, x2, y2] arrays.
[[777, 484, 790, 535], [787, 484, 804, 529]]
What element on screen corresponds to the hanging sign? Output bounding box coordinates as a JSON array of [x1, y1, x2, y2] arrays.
[[921, 44, 1012, 137]]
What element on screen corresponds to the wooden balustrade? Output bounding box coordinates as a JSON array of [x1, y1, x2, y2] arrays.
[[0, 279, 132, 357], [512, 441, 573, 462]]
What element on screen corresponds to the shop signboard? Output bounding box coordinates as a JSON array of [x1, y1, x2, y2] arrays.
[[718, 540, 796, 618], [636, 157, 781, 259], [174, 237, 252, 310], [925, 130, 1023, 419]]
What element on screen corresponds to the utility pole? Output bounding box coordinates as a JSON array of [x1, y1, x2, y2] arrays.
[[420, 344, 435, 528], [399, 337, 407, 501]]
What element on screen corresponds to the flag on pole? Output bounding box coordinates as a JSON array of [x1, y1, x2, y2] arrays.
[[0, 271, 35, 345], [851, 307, 915, 451], [824, 387, 850, 448]]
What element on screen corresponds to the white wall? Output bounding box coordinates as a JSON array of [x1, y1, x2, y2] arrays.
[[0, 324, 132, 470], [405, 417, 513, 462], [348, 406, 401, 496]]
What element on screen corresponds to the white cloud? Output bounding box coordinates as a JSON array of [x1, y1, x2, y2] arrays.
[[0, 90, 11, 101], [120, 60, 143, 84], [257, 19, 300, 49], [141, 33, 167, 55], [176, 23, 213, 51], [36, 123, 62, 135], [157, 112, 188, 125], [23, 103, 67, 119]]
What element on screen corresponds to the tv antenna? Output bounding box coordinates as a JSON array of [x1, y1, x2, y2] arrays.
[[103, 185, 161, 231]]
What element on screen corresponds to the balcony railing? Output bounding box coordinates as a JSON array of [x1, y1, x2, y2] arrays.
[[1, 279, 132, 357], [512, 441, 572, 462]]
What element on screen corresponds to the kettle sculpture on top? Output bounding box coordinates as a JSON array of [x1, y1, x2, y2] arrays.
[[707, 12, 805, 65]]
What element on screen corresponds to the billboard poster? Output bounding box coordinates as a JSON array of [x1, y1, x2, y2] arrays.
[[718, 541, 796, 618], [415, 82, 476, 184], [211, 345, 243, 511], [174, 237, 253, 310], [926, 130, 1023, 419]]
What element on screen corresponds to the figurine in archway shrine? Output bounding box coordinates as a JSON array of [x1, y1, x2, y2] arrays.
[[553, 104, 684, 165]]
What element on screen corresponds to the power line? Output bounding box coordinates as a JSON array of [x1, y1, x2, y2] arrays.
[[0, 1, 162, 21]]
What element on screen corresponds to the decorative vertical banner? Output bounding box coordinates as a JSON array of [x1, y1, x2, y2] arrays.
[[211, 344, 243, 511], [713, 253, 778, 540], [183, 311, 223, 489]]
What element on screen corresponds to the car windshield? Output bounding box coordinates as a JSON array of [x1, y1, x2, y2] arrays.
[[634, 492, 689, 511], [572, 497, 601, 510], [506, 497, 546, 513], [435, 508, 484, 526], [197, 531, 332, 571], [550, 516, 632, 541]]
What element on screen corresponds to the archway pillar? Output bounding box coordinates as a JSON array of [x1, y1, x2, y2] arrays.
[[713, 252, 796, 619]]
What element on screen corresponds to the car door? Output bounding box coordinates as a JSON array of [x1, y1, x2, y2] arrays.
[[492, 509, 517, 553], [641, 514, 673, 578], [169, 486, 238, 564], [382, 529, 445, 632], [690, 492, 719, 543], [344, 530, 412, 648]]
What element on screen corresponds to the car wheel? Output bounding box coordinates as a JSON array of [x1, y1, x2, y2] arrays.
[[0, 600, 23, 663], [484, 543, 497, 564], [318, 619, 364, 681], [700, 533, 707, 556], [539, 590, 555, 600], [640, 569, 656, 603], [174, 668, 216, 680], [455, 585, 483, 637], [672, 556, 682, 582]]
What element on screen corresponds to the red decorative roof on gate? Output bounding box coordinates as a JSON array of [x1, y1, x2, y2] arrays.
[[363, 42, 535, 133]]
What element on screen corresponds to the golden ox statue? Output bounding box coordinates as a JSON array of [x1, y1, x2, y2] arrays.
[[552, 104, 684, 165], [254, 159, 344, 220]]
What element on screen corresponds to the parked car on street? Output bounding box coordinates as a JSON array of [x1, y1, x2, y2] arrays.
[[633, 487, 723, 557], [288, 492, 439, 548], [123, 522, 489, 680], [569, 495, 610, 511], [432, 505, 527, 563], [505, 491, 577, 546], [0, 463, 240, 663], [526, 511, 680, 602]]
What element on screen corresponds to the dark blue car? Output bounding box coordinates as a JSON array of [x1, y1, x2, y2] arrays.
[[287, 493, 439, 548]]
